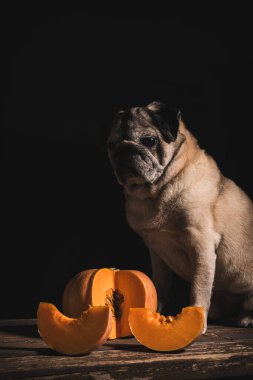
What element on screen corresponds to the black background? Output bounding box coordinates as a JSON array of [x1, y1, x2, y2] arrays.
[[2, 6, 253, 318]]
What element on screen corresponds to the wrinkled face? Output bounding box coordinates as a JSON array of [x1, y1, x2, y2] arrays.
[[108, 101, 180, 186]]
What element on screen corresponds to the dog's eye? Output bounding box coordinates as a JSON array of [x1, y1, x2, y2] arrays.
[[140, 136, 157, 148]]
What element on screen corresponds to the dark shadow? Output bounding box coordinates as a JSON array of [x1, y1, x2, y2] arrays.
[[102, 341, 185, 354], [0, 345, 90, 357], [0, 323, 39, 339], [0, 346, 60, 357]]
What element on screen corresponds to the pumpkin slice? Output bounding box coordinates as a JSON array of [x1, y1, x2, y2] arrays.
[[62, 268, 157, 339], [37, 302, 113, 354], [128, 306, 204, 351]]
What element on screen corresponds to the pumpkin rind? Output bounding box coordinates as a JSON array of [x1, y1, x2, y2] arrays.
[[62, 269, 95, 318]]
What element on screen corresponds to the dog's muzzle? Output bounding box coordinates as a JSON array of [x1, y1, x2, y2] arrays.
[[112, 141, 163, 184]]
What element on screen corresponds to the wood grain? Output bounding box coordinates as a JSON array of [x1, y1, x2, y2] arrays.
[[0, 319, 252, 379]]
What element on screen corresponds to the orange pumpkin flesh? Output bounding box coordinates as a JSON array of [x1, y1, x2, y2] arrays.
[[37, 303, 113, 355], [62, 268, 157, 339], [128, 306, 204, 351]]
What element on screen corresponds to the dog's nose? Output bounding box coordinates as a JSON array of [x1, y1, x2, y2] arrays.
[[115, 154, 141, 181], [114, 143, 141, 171]]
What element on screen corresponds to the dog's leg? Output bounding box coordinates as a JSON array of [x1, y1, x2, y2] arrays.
[[190, 252, 216, 333], [149, 251, 172, 313], [184, 228, 217, 333]]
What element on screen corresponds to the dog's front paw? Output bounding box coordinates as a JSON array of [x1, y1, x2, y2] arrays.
[[236, 313, 253, 327], [191, 304, 208, 334], [201, 318, 208, 334]]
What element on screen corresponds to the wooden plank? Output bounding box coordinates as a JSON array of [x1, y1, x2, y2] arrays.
[[0, 320, 253, 379], [0, 349, 253, 379]]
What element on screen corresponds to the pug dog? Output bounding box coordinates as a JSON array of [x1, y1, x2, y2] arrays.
[[107, 101, 253, 332]]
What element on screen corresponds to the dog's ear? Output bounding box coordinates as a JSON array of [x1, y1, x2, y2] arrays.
[[147, 101, 181, 142]]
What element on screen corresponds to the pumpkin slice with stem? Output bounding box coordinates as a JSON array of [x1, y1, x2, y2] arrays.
[[37, 302, 113, 355], [128, 306, 204, 352]]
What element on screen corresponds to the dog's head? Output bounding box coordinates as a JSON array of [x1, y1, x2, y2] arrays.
[[108, 101, 183, 187]]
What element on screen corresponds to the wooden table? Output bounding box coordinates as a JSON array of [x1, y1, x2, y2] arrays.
[[0, 319, 253, 379]]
